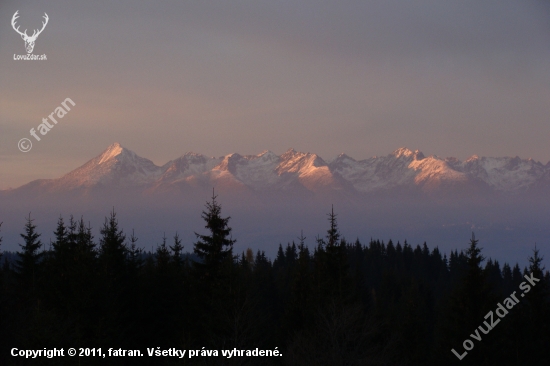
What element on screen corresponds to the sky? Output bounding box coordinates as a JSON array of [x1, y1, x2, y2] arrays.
[[1, 0, 550, 189]]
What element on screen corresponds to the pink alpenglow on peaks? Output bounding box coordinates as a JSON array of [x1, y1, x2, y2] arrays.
[[6, 144, 550, 195]]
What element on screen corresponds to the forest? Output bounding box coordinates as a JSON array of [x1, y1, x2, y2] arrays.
[[0, 194, 549, 365]]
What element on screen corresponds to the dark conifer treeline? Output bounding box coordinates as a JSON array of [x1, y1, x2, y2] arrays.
[[0, 197, 549, 365]]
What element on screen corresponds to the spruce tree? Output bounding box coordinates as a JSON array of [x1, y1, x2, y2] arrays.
[[326, 205, 340, 250], [0, 222, 3, 330], [155, 233, 171, 272], [286, 232, 314, 334], [69, 217, 97, 348], [285, 243, 297, 267], [436, 233, 494, 364], [521, 246, 549, 364], [170, 232, 184, 268], [98, 209, 127, 276], [0, 221, 3, 263], [95, 210, 130, 348], [273, 244, 286, 271], [318, 205, 348, 301], [48, 216, 70, 305], [75, 217, 95, 257], [190, 191, 236, 347], [0, 222, 3, 362], [127, 229, 142, 273], [16, 214, 42, 289], [52, 216, 68, 257], [193, 190, 235, 280]]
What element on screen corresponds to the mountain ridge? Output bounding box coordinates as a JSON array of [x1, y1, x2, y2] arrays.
[[5, 143, 550, 196]]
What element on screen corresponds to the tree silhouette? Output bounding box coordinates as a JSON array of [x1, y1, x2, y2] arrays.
[[98, 209, 127, 276], [193, 190, 235, 280], [16, 214, 42, 289]]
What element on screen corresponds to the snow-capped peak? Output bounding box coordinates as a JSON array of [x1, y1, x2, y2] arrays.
[[257, 150, 278, 161], [98, 142, 125, 164], [393, 147, 413, 158], [182, 152, 206, 158], [10, 144, 550, 195], [48, 143, 163, 189], [392, 147, 424, 160]]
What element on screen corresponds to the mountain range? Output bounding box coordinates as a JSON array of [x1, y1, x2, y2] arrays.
[[6, 143, 550, 196], [2, 143, 549, 265]]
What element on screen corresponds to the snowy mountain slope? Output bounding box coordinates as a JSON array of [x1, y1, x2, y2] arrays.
[[159, 152, 221, 182], [14, 143, 165, 193], [147, 152, 223, 192], [328, 148, 469, 192], [275, 149, 341, 191], [6, 143, 550, 195], [329, 149, 418, 192], [63, 142, 164, 188], [456, 155, 548, 191], [214, 152, 282, 190]]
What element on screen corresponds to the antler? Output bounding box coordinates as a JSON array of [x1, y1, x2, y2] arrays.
[[29, 13, 48, 40], [11, 10, 28, 38]]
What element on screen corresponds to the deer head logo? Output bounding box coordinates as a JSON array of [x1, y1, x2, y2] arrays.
[[11, 11, 49, 54]]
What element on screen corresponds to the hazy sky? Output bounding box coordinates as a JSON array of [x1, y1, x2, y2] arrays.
[[1, 0, 549, 189]]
